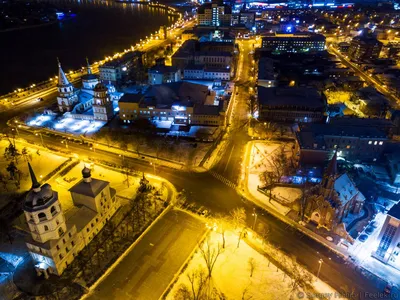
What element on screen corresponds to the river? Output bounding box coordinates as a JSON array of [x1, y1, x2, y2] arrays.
[[0, 0, 177, 94]]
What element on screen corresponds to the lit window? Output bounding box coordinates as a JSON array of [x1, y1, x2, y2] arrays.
[[374, 141, 378, 145], [368, 141, 372, 145], [379, 141, 383, 145]]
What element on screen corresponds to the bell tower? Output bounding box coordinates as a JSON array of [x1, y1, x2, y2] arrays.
[[23, 163, 67, 244], [93, 83, 114, 121], [56, 59, 78, 112]]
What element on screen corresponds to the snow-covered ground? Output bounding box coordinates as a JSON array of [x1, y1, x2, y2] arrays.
[[167, 230, 338, 300], [246, 142, 298, 215], [47, 161, 142, 212], [0, 139, 68, 209], [348, 212, 400, 287]]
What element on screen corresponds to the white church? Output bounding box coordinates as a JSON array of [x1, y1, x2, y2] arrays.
[[23, 163, 120, 278], [56, 59, 123, 121]]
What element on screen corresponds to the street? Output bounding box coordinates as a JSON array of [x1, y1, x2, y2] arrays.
[[0, 36, 391, 300], [85, 209, 206, 300]]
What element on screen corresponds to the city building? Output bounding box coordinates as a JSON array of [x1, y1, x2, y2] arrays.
[[118, 81, 225, 126], [261, 32, 326, 53], [231, 11, 255, 29], [295, 121, 389, 166], [305, 152, 365, 233], [197, 0, 232, 27], [99, 51, 145, 84], [56, 61, 121, 121], [184, 65, 231, 81], [257, 57, 277, 88], [24, 163, 119, 278], [257, 87, 326, 123], [348, 36, 382, 62], [338, 42, 350, 53], [373, 203, 400, 270], [148, 64, 181, 85], [172, 39, 234, 70]]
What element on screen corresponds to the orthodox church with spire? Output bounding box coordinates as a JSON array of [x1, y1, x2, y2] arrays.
[[23, 163, 120, 278], [304, 151, 365, 233], [56, 59, 122, 121]]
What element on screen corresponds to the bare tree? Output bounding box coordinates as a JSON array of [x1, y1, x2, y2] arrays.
[[214, 214, 230, 249], [198, 238, 223, 278], [21, 147, 29, 162], [256, 223, 270, 244], [230, 207, 247, 248], [6, 161, 18, 180], [4, 141, 20, 162], [248, 257, 257, 277], [174, 267, 207, 300], [241, 285, 253, 300]]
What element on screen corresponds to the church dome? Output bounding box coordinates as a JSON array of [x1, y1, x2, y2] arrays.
[[94, 83, 108, 92], [24, 183, 57, 212], [82, 166, 91, 178]]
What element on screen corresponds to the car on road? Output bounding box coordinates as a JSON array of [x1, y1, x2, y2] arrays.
[[359, 234, 368, 242]]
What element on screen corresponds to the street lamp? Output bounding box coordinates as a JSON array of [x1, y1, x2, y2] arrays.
[[61, 140, 68, 149], [119, 154, 125, 162], [252, 208, 258, 230], [317, 259, 323, 278], [35, 132, 45, 147]]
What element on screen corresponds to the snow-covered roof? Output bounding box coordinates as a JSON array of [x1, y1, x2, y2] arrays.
[[69, 178, 109, 198], [333, 173, 364, 205]]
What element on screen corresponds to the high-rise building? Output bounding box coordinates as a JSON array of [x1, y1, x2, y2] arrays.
[[197, 0, 232, 27], [261, 32, 326, 53], [348, 36, 382, 62]]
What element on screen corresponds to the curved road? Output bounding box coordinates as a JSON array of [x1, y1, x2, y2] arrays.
[[0, 41, 391, 298]]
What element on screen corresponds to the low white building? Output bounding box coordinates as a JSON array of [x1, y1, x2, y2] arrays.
[[184, 65, 230, 81], [148, 65, 181, 85], [24, 163, 119, 278]]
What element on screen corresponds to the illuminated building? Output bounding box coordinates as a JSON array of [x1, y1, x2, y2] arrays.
[[56, 60, 122, 121], [24, 164, 119, 278], [197, 0, 232, 27], [231, 11, 255, 29], [184, 65, 231, 81], [261, 32, 326, 53], [118, 82, 225, 126], [304, 152, 365, 233], [257, 57, 277, 88], [257, 87, 326, 123], [348, 36, 382, 62], [373, 203, 400, 270], [148, 64, 181, 85], [99, 51, 146, 84]]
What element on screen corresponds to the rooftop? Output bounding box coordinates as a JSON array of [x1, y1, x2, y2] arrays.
[[258, 87, 325, 109], [65, 205, 97, 232], [119, 93, 144, 104], [143, 81, 209, 109], [148, 65, 178, 74], [69, 178, 109, 198], [262, 32, 326, 41], [388, 202, 400, 220]]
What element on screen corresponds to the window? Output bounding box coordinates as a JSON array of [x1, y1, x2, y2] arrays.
[[59, 254, 63, 260], [86, 228, 89, 233], [50, 206, 57, 216], [56, 245, 60, 250], [58, 227, 65, 237], [38, 212, 47, 221], [44, 225, 49, 231], [63, 239, 66, 244], [379, 141, 383, 145], [368, 141, 372, 145], [71, 241, 75, 246], [69, 232, 72, 238]]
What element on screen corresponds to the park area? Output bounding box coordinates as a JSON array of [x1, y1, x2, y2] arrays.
[[0, 138, 69, 210], [246, 141, 302, 215], [167, 229, 337, 300]]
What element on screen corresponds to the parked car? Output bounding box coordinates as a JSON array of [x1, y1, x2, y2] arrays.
[[359, 234, 368, 242]]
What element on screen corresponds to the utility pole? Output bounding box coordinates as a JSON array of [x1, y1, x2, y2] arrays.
[[252, 208, 258, 230], [317, 259, 323, 278]]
